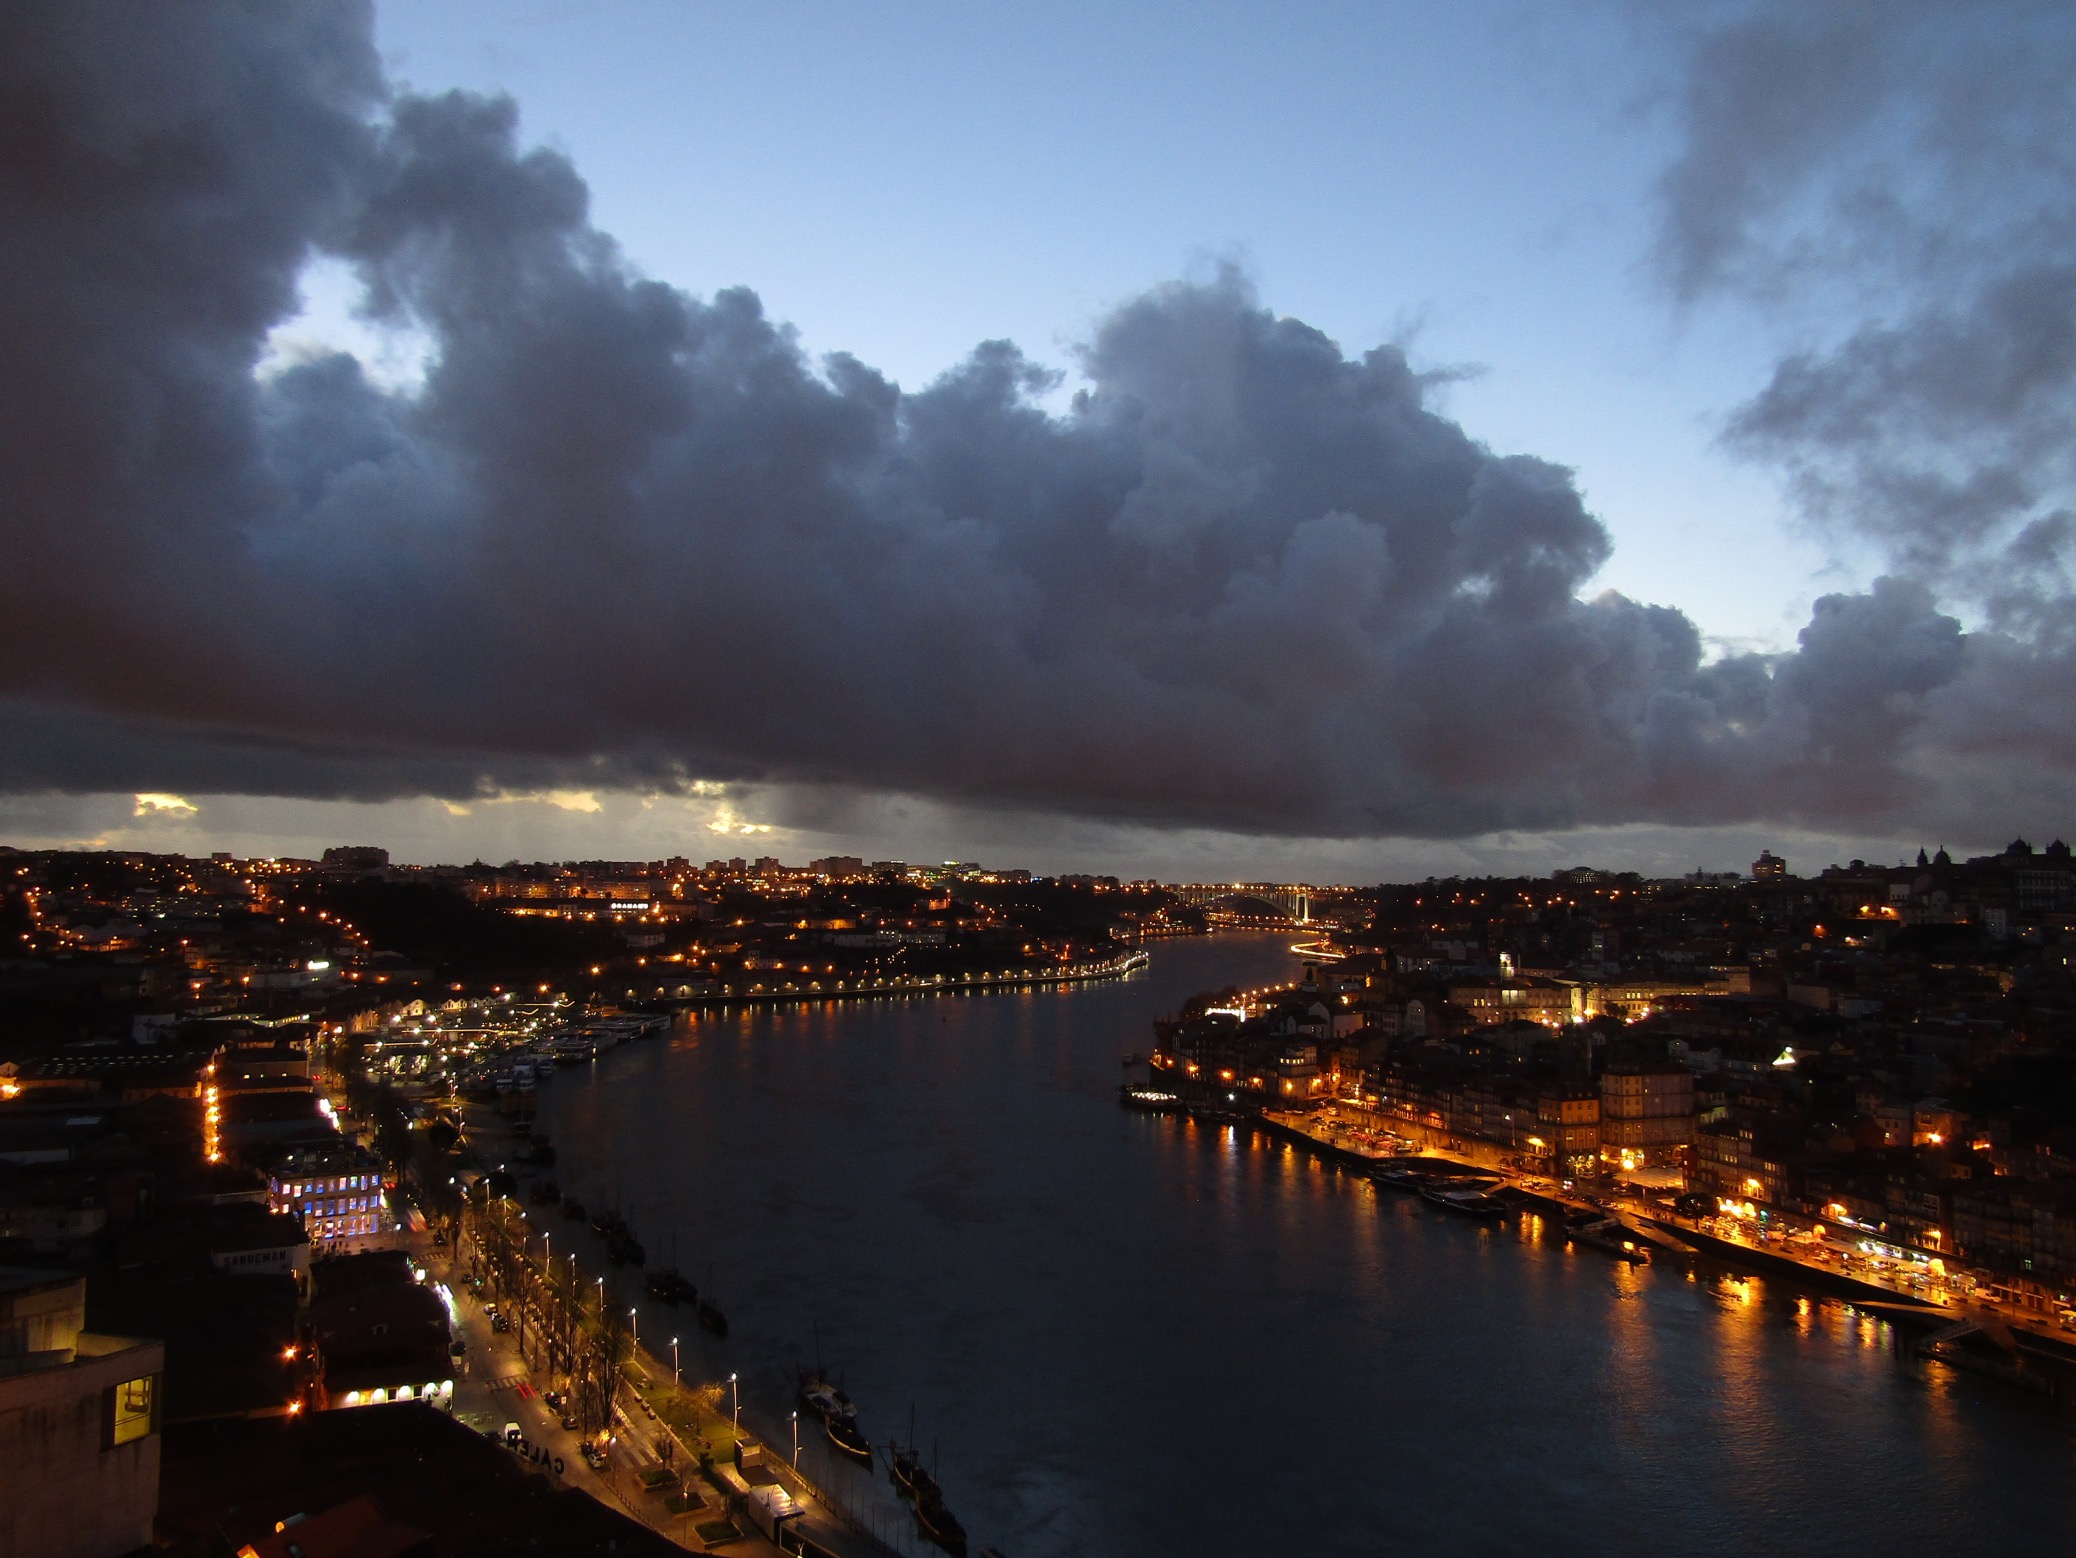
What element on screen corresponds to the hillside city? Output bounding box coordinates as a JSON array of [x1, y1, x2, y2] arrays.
[[1151, 840, 2076, 1341], [8, 837, 2076, 1552]]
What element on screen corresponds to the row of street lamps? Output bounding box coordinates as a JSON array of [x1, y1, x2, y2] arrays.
[[540, 1224, 751, 1457]]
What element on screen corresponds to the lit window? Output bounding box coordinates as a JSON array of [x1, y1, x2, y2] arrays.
[[108, 1374, 157, 1446]]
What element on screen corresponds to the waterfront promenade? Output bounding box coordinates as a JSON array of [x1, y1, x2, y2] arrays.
[[663, 949, 1149, 1009], [1245, 1098, 2076, 1393], [428, 1196, 913, 1557], [437, 1097, 931, 1556]]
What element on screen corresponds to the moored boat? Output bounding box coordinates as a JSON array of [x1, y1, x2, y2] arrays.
[[1118, 1084, 1181, 1113], [827, 1414, 873, 1462], [1419, 1183, 1508, 1219], [646, 1268, 697, 1304], [1568, 1217, 1650, 1264], [915, 1490, 967, 1555], [888, 1440, 936, 1504], [799, 1363, 873, 1461], [798, 1369, 856, 1424]]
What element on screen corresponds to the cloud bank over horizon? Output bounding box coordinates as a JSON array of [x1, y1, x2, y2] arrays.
[[2, 1, 2073, 865]]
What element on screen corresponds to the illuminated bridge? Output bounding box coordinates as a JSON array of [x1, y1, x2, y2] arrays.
[[1168, 882, 1314, 923]]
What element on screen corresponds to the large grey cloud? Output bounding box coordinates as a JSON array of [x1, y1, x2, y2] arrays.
[[1644, 0, 2076, 842], [0, 0, 2049, 843]]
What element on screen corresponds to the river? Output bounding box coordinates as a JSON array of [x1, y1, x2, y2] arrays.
[[539, 932, 2076, 1556]]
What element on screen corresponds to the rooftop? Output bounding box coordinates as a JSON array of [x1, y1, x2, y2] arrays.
[[156, 1403, 681, 1558]]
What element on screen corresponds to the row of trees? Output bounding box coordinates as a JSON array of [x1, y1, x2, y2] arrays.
[[465, 1190, 631, 1439], [320, 1034, 637, 1444]]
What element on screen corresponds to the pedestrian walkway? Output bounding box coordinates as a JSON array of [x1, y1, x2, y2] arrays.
[[416, 1194, 923, 1555], [611, 1344, 914, 1558], [433, 1243, 789, 1555]]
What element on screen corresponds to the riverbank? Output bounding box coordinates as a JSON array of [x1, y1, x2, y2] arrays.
[[1156, 1089, 2076, 1399], [658, 949, 1150, 1009]]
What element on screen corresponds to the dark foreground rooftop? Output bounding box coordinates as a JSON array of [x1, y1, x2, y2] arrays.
[[155, 1401, 681, 1558]]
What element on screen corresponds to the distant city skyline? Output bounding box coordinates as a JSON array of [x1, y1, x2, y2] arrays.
[[0, 788, 1994, 888]]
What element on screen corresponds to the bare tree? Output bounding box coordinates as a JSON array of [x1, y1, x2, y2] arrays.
[[580, 1301, 630, 1437]]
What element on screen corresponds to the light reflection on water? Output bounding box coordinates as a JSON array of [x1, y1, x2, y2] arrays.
[[542, 933, 2075, 1557]]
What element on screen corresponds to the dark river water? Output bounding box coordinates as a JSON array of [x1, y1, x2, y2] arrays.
[[541, 933, 2076, 1557]]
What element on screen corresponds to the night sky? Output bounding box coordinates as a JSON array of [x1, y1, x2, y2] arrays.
[[4, 2, 2073, 878]]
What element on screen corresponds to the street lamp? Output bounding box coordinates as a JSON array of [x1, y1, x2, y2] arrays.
[[791, 1410, 799, 1466], [629, 1307, 638, 1349], [671, 1337, 679, 1385], [729, 1372, 739, 1426]]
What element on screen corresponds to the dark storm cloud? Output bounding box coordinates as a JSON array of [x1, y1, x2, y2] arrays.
[[0, 701, 630, 805], [0, 0, 2029, 840]]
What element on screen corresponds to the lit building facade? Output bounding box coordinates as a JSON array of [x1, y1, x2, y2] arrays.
[[1599, 1064, 1696, 1174], [267, 1149, 391, 1251]]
